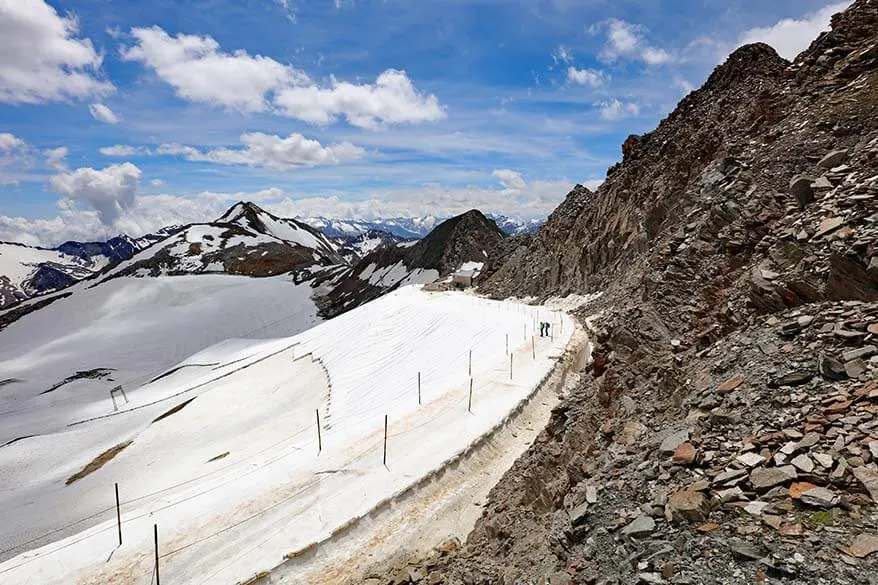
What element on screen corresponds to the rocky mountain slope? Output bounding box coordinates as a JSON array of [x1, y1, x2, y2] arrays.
[[104, 202, 344, 279], [319, 210, 504, 317], [302, 213, 542, 239], [373, 2, 878, 584], [0, 228, 179, 309]]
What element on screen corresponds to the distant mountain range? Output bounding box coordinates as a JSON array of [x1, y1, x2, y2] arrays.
[[0, 206, 544, 311], [299, 213, 543, 238]]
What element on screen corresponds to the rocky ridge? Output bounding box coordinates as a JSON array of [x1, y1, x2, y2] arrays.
[[367, 1, 878, 584]]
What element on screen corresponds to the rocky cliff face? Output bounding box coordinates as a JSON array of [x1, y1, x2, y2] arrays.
[[319, 210, 504, 317], [377, 2, 878, 584]]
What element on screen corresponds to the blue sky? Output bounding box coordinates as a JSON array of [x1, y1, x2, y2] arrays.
[[0, 0, 852, 245]]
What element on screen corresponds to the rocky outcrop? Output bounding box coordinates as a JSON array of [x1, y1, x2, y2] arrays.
[[374, 1, 878, 583], [319, 210, 504, 317]]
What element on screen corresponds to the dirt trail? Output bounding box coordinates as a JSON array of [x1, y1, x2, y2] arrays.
[[269, 321, 589, 585]]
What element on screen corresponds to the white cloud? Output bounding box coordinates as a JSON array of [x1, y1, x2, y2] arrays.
[[598, 99, 639, 120], [0, 133, 26, 151], [674, 76, 695, 94], [100, 144, 148, 157], [594, 18, 673, 66], [566, 66, 606, 87], [43, 146, 68, 170], [491, 169, 527, 190], [155, 132, 366, 169], [120, 26, 444, 128], [150, 178, 165, 187], [49, 163, 142, 224], [738, 2, 851, 60], [273, 69, 445, 129], [0, 0, 113, 103], [552, 46, 573, 65], [89, 103, 120, 124]]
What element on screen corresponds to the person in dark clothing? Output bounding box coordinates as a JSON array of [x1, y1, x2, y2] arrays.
[[545, 322, 551, 338]]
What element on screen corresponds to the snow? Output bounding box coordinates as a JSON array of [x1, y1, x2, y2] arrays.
[[0, 274, 320, 433], [0, 287, 573, 585], [459, 261, 484, 272], [256, 212, 323, 250], [0, 243, 92, 287]]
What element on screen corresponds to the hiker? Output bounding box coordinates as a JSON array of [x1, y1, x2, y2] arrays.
[[539, 321, 546, 337], [545, 321, 551, 338]]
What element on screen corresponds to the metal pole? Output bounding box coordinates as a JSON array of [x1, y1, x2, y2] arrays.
[[383, 415, 388, 467], [468, 350, 472, 376], [505, 333, 509, 355], [154, 524, 160, 585], [418, 371, 421, 406], [510, 354, 513, 380], [115, 483, 122, 547], [316, 409, 322, 453], [532, 336, 535, 359], [468, 378, 473, 413]]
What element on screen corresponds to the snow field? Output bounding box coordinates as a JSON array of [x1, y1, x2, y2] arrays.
[[0, 287, 573, 585]]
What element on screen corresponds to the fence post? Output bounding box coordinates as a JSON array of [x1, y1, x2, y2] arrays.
[[316, 409, 322, 453], [115, 483, 122, 547], [154, 524, 160, 585], [383, 415, 388, 467]]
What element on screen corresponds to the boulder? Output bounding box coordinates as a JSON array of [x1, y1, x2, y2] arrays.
[[789, 174, 816, 207], [750, 466, 797, 491], [666, 490, 710, 523], [621, 514, 656, 538], [817, 149, 848, 169]]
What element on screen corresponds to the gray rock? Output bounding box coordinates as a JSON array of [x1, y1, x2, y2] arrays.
[[795, 432, 822, 451], [819, 353, 848, 380], [818, 149, 848, 169], [750, 465, 797, 490], [843, 345, 876, 361], [729, 539, 765, 561], [789, 174, 816, 208], [792, 454, 815, 473], [621, 514, 656, 538], [799, 486, 839, 508], [713, 468, 749, 485], [845, 358, 867, 378], [659, 428, 691, 455], [853, 467, 878, 503], [569, 501, 589, 527], [812, 176, 834, 190]]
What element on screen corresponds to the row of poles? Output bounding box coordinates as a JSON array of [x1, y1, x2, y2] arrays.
[[102, 305, 566, 582]]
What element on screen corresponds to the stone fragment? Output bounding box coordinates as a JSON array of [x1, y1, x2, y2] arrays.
[[815, 217, 845, 238], [716, 486, 746, 503], [585, 484, 598, 504], [666, 490, 710, 523], [744, 501, 769, 516], [729, 539, 764, 561], [621, 515, 656, 538], [790, 482, 818, 499], [852, 467, 878, 502], [637, 573, 662, 584], [673, 442, 698, 466], [818, 149, 848, 169], [789, 175, 815, 207], [714, 468, 749, 485], [819, 354, 848, 380], [843, 346, 877, 361], [813, 453, 834, 468], [769, 371, 813, 388], [812, 176, 834, 190], [842, 534, 878, 558], [750, 466, 797, 491], [798, 486, 839, 508], [795, 433, 822, 451], [737, 452, 767, 467], [569, 502, 589, 527], [831, 458, 849, 482], [782, 428, 803, 440], [697, 522, 719, 533], [869, 442, 878, 460], [659, 428, 691, 455], [717, 375, 744, 395], [780, 523, 804, 537], [845, 359, 867, 378], [792, 454, 814, 473]]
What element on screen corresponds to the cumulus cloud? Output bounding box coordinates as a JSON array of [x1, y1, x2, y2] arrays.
[[49, 162, 142, 224], [0, 133, 26, 151], [44, 146, 68, 170], [273, 69, 446, 129], [0, 133, 32, 185], [552, 46, 573, 65], [89, 103, 120, 124], [157, 132, 366, 169], [593, 18, 673, 66], [598, 99, 639, 120], [738, 2, 851, 60], [566, 66, 606, 87], [0, 0, 113, 103], [491, 169, 527, 190], [120, 26, 444, 128]]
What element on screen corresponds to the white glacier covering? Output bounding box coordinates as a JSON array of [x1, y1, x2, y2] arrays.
[[0, 287, 573, 585]]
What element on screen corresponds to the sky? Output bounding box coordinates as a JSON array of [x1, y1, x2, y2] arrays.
[[0, 0, 853, 246]]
